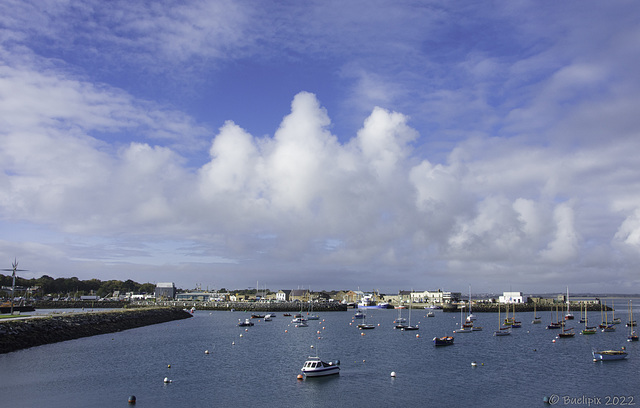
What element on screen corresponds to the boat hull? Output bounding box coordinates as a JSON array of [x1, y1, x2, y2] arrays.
[[592, 350, 628, 361], [433, 336, 454, 346], [302, 366, 340, 377]]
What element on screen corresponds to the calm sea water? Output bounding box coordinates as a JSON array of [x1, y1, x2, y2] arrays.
[[1, 303, 638, 408]]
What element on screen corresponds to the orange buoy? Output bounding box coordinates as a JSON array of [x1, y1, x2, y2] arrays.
[[297, 374, 304, 380]]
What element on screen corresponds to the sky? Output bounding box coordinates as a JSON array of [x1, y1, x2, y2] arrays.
[[2, 1, 640, 295]]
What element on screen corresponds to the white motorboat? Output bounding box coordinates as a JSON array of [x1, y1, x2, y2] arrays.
[[301, 356, 340, 377], [238, 318, 254, 327]]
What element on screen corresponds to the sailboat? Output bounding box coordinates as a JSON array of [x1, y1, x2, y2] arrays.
[[394, 305, 407, 329], [601, 301, 616, 332], [357, 312, 375, 330], [503, 301, 513, 326], [598, 300, 607, 329], [546, 306, 562, 329], [564, 287, 574, 320], [307, 301, 320, 320], [611, 301, 621, 324], [455, 306, 472, 333], [532, 303, 542, 324], [494, 304, 511, 336], [579, 302, 586, 324], [505, 303, 522, 329], [581, 302, 597, 335], [628, 300, 638, 342], [510, 303, 522, 328], [466, 285, 476, 322], [402, 295, 419, 331], [557, 322, 575, 337]]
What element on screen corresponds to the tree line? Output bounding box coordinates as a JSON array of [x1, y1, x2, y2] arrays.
[[0, 274, 156, 299]]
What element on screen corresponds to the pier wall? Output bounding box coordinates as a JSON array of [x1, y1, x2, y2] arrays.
[[441, 303, 611, 313], [143, 301, 349, 312], [33, 300, 349, 312], [0, 307, 192, 354]]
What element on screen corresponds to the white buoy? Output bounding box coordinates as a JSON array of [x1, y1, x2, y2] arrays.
[[205, 350, 209, 354], [232, 341, 235, 345], [390, 371, 396, 377], [471, 361, 477, 367], [164, 377, 172, 383]]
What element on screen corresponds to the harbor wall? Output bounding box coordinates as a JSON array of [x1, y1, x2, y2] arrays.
[[441, 303, 611, 313], [143, 301, 349, 312], [0, 307, 192, 354], [33, 300, 349, 312], [33, 300, 126, 309]]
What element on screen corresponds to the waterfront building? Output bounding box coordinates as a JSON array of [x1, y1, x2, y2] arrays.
[[276, 290, 291, 302], [176, 292, 214, 302], [335, 290, 358, 304], [499, 291, 528, 304], [394, 290, 411, 304], [290, 289, 310, 302], [412, 290, 461, 305], [155, 282, 176, 300]]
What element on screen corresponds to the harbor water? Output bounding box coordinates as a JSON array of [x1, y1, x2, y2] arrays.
[[1, 304, 638, 407]]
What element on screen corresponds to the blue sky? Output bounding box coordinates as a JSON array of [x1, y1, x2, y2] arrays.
[[2, 1, 640, 294]]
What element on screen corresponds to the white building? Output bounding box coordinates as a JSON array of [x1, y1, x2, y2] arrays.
[[499, 291, 528, 304], [410, 290, 461, 304]]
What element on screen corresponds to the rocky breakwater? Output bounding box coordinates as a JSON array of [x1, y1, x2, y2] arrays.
[[0, 307, 192, 354]]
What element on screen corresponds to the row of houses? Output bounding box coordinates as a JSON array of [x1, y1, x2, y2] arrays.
[[153, 283, 464, 305], [153, 284, 604, 306]]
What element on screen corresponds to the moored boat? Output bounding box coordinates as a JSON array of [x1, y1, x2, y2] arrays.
[[238, 318, 254, 327], [581, 308, 597, 335], [628, 300, 638, 342], [564, 287, 574, 320], [592, 348, 628, 361], [433, 336, 454, 346], [301, 356, 340, 377], [494, 304, 511, 336], [532, 303, 541, 324], [558, 327, 575, 337]]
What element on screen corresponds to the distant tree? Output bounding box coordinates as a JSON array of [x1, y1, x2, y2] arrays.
[[140, 283, 155, 294]]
